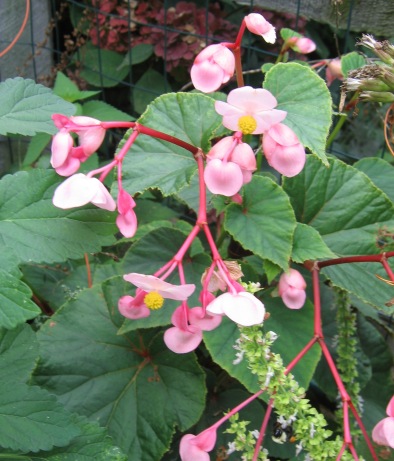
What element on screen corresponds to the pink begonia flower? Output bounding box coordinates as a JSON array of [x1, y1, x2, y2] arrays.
[[180, 428, 217, 461], [372, 395, 394, 449], [191, 44, 235, 93], [116, 189, 137, 238], [118, 295, 150, 320], [215, 86, 287, 135], [278, 269, 307, 309], [51, 114, 106, 176], [52, 173, 116, 211], [164, 306, 203, 354], [188, 306, 222, 331], [123, 273, 195, 300], [244, 13, 276, 44], [288, 36, 316, 54], [263, 123, 306, 177], [325, 58, 344, 86], [206, 291, 265, 326]]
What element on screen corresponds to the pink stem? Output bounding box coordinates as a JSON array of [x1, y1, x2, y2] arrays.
[[312, 267, 324, 336], [316, 251, 394, 268], [336, 442, 347, 461], [319, 340, 350, 402], [196, 153, 207, 223], [285, 337, 319, 374], [381, 257, 394, 282], [252, 399, 274, 461], [348, 401, 379, 461]]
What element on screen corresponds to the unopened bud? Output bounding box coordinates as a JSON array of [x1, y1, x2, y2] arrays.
[[359, 34, 394, 66], [346, 77, 390, 92], [359, 91, 394, 103], [378, 66, 394, 91]]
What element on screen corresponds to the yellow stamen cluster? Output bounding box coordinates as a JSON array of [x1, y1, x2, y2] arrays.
[[144, 291, 164, 310], [238, 115, 257, 135]]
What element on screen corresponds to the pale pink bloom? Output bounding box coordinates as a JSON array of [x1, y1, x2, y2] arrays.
[[123, 273, 195, 300], [180, 428, 217, 461], [215, 86, 287, 135], [204, 159, 243, 196], [244, 13, 276, 44], [288, 36, 316, 54], [52, 173, 116, 211], [191, 44, 235, 93], [263, 123, 306, 177], [278, 269, 306, 309], [116, 189, 137, 238], [51, 114, 106, 176], [207, 136, 257, 184], [372, 395, 394, 449], [206, 291, 265, 326], [164, 306, 203, 354], [188, 307, 222, 331], [326, 58, 344, 86], [118, 295, 150, 319]]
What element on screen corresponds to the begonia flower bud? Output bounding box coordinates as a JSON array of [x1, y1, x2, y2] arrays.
[[278, 269, 306, 309], [191, 44, 235, 93]]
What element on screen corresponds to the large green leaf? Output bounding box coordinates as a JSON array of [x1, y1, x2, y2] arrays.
[[354, 157, 394, 203], [283, 155, 394, 256], [120, 92, 223, 196], [292, 223, 336, 263], [0, 270, 40, 329], [0, 325, 80, 452], [204, 296, 321, 395], [35, 285, 206, 461], [0, 78, 75, 136], [0, 169, 116, 264], [118, 227, 211, 334], [264, 62, 332, 164], [224, 175, 296, 270]]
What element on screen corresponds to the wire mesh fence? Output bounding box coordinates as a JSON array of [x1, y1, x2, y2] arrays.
[[0, 0, 391, 171]]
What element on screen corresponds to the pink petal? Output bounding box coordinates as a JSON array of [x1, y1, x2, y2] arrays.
[[164, 325, 203, 353], [230, 143, 257, 174], [188, 307, 222, 331], [89, 179, 117, 211], [293, 37, 316, 54], [278, 269, 307, 309], [266, 123, 300, 147], [180, 434, 210, 461], [123, 273, 195, 300], [118, 295, 150, 319], [254, 110, 288, 133], [51, 130, 73, 168], [244, 13, 276, 44], [54, 156, 81, 177], [269, 144, 306, 177], [117, 189, 136, 215], [279, 269, 307, 291], [281, 287, 306, 309], [191, 61, 225, 93], [207, 136, 235, 161], [204, 158, 243, 196], [116, 209, 138, 238], [227, 86, 278, 112], [207, 292, 265, 326], [372, 417, 394, 448]]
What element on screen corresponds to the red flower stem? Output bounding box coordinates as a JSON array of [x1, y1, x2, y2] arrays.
[[312, 267, 323, 336], [196, 152, 207, 223], [172, 224, 201, 262], [252, 399, 274, 461], [285, 336, 319, 373], [211, 389, 264, 430], [315, 251, 394, 268], [348, 400, 379, 461], [230, 20, 246, 87], [348, 442, 360, 461], [336, 442, 346, 461], [343, 401, 351, 443], [381, 257, 394, 282]]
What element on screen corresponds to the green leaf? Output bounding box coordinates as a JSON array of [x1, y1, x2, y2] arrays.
[[35, 285, 206, 461], [340, 52, 367, 78], [204, 297, 320, 394], [0, 169, 116, 264], [82, 100, 133, 122], [118, 227, 211, 334], [0, 270, 40, 329], [292, 223, 336, 263], [27, 416, 127, 461], [0, 78, 75, 136], [0, 381, 80, 453], [283, 155, 394, 256], [224, 175, 296, 270], [77, 44, 130, 88], [53, 72, 100, 102], [23, 133, 52, 167], [0, 324, 39, 382], [354, 157, 394, 203], [133, 69, 170, 114], [120, 92, 222, 196], [264, 62, 332, 164], [118, 44, 154, 69], [280, 27, 302, 40]]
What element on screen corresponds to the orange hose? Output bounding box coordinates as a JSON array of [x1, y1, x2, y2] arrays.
[[0, 0, 30, 58]]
